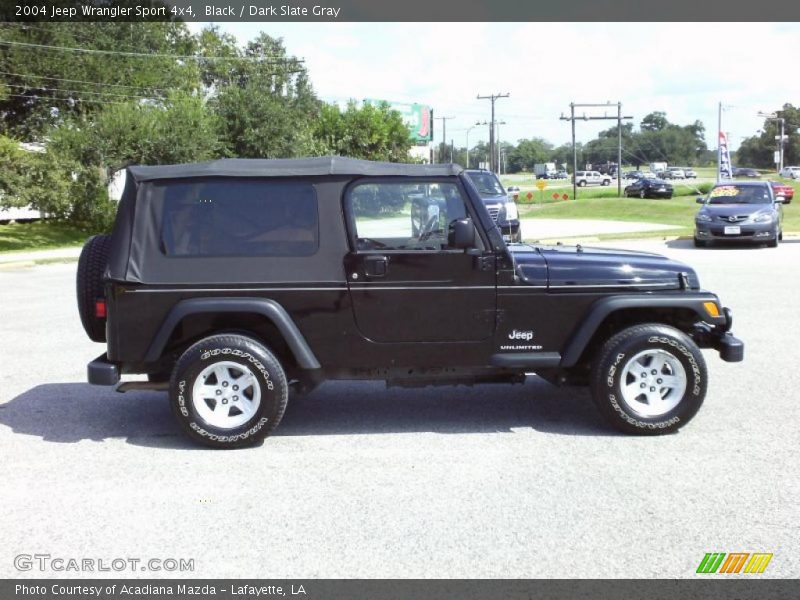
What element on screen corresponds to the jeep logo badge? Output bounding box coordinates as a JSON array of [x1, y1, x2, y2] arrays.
[[508, 329, 534, 341]]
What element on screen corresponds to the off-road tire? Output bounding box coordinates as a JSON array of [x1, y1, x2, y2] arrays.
[[590, 323, 707, 435], [76, 234, 112, 343], [170, 334, 289, 449]]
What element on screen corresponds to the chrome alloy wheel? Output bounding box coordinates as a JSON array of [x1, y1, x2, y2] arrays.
[[619, 349, 687, 418], [191, 361, 261, 429]]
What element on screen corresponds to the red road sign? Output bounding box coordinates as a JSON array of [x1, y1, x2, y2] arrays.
[[526, 191, 533, 200], [562, 193, 569, 200]]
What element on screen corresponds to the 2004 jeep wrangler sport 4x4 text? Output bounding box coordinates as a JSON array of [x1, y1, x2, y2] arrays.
[[77, 157, 743, 448]]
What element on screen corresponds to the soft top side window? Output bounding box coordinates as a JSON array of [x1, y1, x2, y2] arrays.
[[159, 178, 319, 258], [347, 181, 468, 251]]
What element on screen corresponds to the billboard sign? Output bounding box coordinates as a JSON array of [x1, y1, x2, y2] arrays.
[[365, 99, 433, 144]]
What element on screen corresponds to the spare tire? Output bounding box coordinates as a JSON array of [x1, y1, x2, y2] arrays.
[[76, 234, 112, 343]]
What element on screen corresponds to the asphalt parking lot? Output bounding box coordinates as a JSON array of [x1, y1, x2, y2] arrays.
[[1, 238, 798, 579]]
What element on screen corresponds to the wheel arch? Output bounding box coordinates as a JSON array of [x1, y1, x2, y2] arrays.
[[560, 295, 721, 368], [144, 297, 321, 370]]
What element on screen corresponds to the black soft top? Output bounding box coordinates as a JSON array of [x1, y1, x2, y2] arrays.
[[127, 156, 462, 182], [107, 157, 465, 285]]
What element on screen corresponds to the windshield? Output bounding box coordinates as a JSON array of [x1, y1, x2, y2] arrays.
[[707, 185, 772, 205], [467, 171, 505, 196]]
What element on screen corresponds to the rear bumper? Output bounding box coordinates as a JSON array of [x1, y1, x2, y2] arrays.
[[88, 353, 120, 386]]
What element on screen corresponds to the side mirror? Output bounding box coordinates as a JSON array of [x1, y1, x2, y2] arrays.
[[696, 197, 705, 204], [448, 218, 476, 249]]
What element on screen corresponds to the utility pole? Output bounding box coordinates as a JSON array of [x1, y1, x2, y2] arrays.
[[450, 139, 454, 163], [718, 102, 722, 183], [617, 102, 623, 197], [477, 92, 509, 173], [437, 116, 455, 163], [561, 102, 632, 198]]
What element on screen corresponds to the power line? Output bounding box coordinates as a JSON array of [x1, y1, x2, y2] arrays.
[[3, 92, 128, 105], [0, 71, 172, 93], [0, 39, 305, 63], [3, 82, 155, 100]]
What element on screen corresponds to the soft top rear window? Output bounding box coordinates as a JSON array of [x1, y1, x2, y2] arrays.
[[159, 178, 318, 257]]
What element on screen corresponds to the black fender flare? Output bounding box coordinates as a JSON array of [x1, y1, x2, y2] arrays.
[[143, 297, 321, 369], [559, 293, 725, 367]]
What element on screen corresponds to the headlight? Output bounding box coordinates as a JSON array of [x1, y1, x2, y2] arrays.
[[695, 213, 712, 222], [753, 213, 772, 223], [505, 201, 518, 220]]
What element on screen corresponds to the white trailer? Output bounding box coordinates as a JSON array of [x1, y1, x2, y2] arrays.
[[534, 162, 557, 179]]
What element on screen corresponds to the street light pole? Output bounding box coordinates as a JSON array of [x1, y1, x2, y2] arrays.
[[465, 124, 477, 169], [758, 111, 786, 174]]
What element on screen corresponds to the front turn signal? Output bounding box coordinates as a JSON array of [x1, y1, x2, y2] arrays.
[[703, 301, 720, 318]]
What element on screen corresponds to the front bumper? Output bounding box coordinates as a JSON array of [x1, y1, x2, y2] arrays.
[[695, 221, 776, 242], [694, 307, 744, 362]]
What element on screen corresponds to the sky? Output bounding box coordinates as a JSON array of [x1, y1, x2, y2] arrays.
[[187, 22, 800, 151]]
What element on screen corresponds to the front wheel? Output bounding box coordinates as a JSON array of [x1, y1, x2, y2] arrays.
[[170, 334, 289, 448], [590, 324, 707, 435], [578, 180, 587, 187]]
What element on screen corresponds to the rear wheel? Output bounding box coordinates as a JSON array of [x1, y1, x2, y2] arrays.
[[590, 324, 707, 435], [76, 234, 112, 343], [170, 334, 289, 448]]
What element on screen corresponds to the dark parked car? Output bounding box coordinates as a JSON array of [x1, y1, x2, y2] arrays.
[[465, 169, 521, 242], [733, 167, 760, 178], [769, 181, 794, 204], [77, 157, 743, 448], [694, 181, 784, 247], [624, 178, 674, 199], [623, 171, 644, 180]]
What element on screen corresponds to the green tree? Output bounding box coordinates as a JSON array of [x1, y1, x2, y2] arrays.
[[209, 32, 321, 158], [736, 103, 800, 169], [507, 137, 553, 173], [0, 22, 199, 140], [314, 101, 414, 162]]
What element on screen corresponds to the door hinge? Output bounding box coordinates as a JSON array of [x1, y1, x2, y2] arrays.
[[476, 255, 495, 271]]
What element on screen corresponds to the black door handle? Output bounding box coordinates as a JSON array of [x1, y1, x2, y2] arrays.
[[364, 255, 388, 277]]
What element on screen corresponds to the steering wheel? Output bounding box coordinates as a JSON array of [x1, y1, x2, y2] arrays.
[[417, 214, 440, 242]]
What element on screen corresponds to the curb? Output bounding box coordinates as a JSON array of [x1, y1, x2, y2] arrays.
[[0, 261, 36, 270]]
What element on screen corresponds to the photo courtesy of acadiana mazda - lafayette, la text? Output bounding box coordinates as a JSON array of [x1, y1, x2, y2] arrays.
[[694, 181, 785, 247], [77, 157, 743, 448]]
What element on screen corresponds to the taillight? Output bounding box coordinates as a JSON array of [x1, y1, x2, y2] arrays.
[[95, 299, 107, 319]]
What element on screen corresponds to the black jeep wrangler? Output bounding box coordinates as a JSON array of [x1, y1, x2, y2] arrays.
[[77, 157, 743, 448]]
